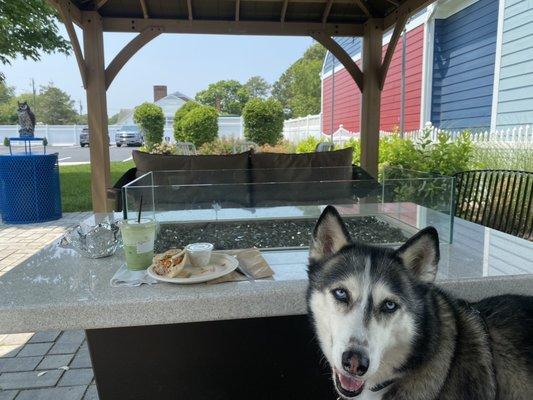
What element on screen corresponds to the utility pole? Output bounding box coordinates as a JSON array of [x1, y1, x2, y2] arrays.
[[30, 78, 37, 114], [79, 100, 83, 115]]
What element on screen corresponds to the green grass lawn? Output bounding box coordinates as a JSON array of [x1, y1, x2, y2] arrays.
[[60, 161, 134, 212]]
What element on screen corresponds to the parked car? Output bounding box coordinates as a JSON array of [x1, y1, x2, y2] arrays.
[[115, 125, 143, 147], [79, 127, 90, 147]]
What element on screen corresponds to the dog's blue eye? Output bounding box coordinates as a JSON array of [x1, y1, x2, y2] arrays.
[[382, 300, 398, 313], [332, 288, 348, 302]]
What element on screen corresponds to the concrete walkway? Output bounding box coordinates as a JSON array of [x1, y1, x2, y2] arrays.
[[0, 213, 97, 400]]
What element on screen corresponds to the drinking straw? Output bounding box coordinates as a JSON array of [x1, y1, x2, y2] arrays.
[[137, 194, 143, 223]]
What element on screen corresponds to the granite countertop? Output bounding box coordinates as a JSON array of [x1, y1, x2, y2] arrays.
[[0, 218, 532, 334]]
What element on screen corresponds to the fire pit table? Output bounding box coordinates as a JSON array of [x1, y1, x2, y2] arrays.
[[0, 170, 531, 399]]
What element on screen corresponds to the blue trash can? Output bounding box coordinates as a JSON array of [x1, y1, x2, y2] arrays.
[[0, 138, 62, 224]]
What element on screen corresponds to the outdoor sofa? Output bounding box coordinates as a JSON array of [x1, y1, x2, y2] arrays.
[[107, 147, 377, 211]]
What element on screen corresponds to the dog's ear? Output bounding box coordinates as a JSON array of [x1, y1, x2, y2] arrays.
[[310, 206, 351, 262], [394, 227, 439, 283]]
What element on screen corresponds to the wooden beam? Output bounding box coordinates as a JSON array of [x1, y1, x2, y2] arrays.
[[139, 0, 149, 18], [321, 0, 334, 24], [105, 27, 162, 89], [281, 0, 289, 22], [383, 0, 435, 29], [83, 11, 111, 212], [235, 0, 240, 21], [311, 33, 363, 91], [360, 19, 383, 178], [187, 0, 193, 20], [353, 0, 370, 18], [102, 18, 364, 36], [385, 0, 399, 6], [95, 0, 108, 9], [47, 0, 82, 27], [57, 2, 87, 88], [379, 12, 408, 90]]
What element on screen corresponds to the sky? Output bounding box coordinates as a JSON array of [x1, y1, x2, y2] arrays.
[[2, 25, 314, 116]]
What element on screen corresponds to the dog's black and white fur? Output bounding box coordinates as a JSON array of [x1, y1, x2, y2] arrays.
[[307, 206, 533, 400]]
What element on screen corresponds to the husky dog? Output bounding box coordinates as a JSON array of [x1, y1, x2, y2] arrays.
[[307, 206, 533, 400]]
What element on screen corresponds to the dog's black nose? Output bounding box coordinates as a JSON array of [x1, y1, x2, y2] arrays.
[[342, 350, 369, 376]]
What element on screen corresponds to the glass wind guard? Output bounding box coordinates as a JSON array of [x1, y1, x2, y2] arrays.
[[123, 167, 454, 252]]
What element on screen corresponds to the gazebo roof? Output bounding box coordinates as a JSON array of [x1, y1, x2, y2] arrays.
[[63, 0, 429, 35]]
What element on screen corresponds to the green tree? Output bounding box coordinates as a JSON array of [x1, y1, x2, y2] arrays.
[[0, 0, 70, 66], [180, 106, 219, 147], [108, 113, 119, 125], [242, 98, 284, 146], [38, 83, 77, 124], [195, 80, 249, 115], [173, 101, 201, 142], [272, 43, 326, 118], [244, 76, 270, 99], [133, 102, 164, 149], [0, 81, 14, 103]]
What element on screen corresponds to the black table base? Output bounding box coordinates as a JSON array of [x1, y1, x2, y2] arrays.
[[86, 315, 336, 400]]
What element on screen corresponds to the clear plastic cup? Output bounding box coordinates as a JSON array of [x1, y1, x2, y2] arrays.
[[118, 218, 157, 271]]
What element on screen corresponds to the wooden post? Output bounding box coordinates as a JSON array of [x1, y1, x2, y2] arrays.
[[83, 12, 111, 212], [360, 19, 383, 178]]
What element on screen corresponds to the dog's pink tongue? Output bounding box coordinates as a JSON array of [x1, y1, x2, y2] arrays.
[[338, 373, 364, 392]]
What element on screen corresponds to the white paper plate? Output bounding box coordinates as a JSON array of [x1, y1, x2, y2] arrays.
[[147, 253, 239, 284]]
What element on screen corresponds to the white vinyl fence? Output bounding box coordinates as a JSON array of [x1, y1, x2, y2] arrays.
[[0, 116, 244, 147], [282, 114, 323, 143], [282, 114, 533, 146], [403, 124, 533, 143]]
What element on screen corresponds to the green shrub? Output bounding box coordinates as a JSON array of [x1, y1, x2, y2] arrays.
[[260, 140, 294, 153], [133, 103, 164, 149], [341, 138, 361, 165], [173, 101, 201, 142], [295, 136, 325, 153], [472, 141, 533, 171], [199, 138, 240, 155], [3, 137, 9, 146], [242, 98, 284, 146], [180, 106, 219, 147]]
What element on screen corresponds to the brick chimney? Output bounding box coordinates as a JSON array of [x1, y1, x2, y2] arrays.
[[153, 85, 167, 102]]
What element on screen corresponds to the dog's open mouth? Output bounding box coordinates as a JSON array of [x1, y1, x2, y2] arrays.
[[334, 370, 365, 398]]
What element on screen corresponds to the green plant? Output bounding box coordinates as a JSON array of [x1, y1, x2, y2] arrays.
[[173, 101, 201, 142], [295, 136, 325, 153], [341, 138, 361, 165], [472, 141, 533, 172], [199, 138, 241, 155], [259, 140, 294, 153], [180, 106, 219, 147], [242, 98, 284, 146], [133, 102, 165, 149], [3, 137, 9, 146], [148, 142, 177, 155]]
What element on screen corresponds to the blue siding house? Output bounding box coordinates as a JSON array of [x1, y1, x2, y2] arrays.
[[495, 0, 533, 129], [431, 0, 498, 130]]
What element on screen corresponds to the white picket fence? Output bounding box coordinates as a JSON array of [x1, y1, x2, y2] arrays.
[[282, 114, 533, 145], [0, 116, 244, 147], [403, 124, 533, 143]]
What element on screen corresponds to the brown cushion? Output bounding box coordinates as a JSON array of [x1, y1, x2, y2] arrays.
[[132, 150, 251, 176], [249, 148, 355, 206], [131, 150, 252, 208], [250, 148, 353, 184], [250, 147, 353, 170]]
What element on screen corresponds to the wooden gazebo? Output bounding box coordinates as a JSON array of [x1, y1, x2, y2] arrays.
[[48, 0, 434, 212]]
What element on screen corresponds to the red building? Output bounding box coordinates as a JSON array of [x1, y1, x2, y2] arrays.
[[321, 12, 426, 135]]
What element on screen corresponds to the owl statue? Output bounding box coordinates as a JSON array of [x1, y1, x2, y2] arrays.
[[17, 101, 36, 138]]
